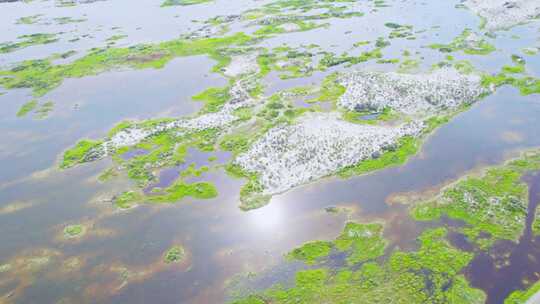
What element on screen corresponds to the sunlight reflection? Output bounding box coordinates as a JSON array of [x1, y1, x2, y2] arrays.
[[247, 199, 284, 231]]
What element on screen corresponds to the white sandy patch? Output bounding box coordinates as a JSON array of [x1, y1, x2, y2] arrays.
[[338, 68, 487, 116], [224, 53, 260, 77], [235, 112, 424, 195], [465, 0, 540, 31]]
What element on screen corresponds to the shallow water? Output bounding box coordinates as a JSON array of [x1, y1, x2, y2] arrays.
[[462, 171, 540, 304], [1, 0, 540, 303]]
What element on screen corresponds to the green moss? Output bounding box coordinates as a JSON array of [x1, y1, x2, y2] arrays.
[[288, 241, 333, 265], [16, 99, 37, 117], [61, 139, 102, 169], [164, 245, 185, 263]]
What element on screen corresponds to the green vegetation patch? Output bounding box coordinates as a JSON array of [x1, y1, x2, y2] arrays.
[[0, 32, 252, 97], [225, 163, 269, 211], [232, 225, 484, 304], [287, 241, 333, 265], [287, 222, 386, 266], [61, 139, 103, 169], [63, 224, 85, 238], [254, 20, 327, 37], [98, 168, 119, 182], [0, 33, 58, 54], [16, 100, 38, 117], [164, 245, 186, 263], [64, 109, 229, 208], [412, 150, 540, 248], [318, 45, 385, 70], [338, 115, 452, 178], [308, 73, 345, 105], [505, 280, 540, 304], [482, 73, 540, 95], [16, 14, 42, 25], [481, 57, 540, 95], [429, 29, 495, 55], [335, 222, 387, 265], [148, 181, 218, 204], [54, 17, 87, 24], [192, 85, 231, 113], [35, 101, 54, 119], [338, 136, 418, 178], [161, 0, 213, 6]]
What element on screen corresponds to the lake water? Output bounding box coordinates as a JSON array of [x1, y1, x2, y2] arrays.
[[0, 0, 539, 303]]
